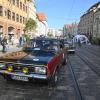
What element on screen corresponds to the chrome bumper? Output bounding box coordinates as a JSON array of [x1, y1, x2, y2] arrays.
[[0, 70, 47, 79], [68, 49, 75, 52]]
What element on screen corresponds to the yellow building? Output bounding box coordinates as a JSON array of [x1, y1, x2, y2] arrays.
[[0, 0, 29, 39]]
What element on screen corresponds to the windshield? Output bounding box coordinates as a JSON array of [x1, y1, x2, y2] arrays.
[[31, 50, 55, 57]]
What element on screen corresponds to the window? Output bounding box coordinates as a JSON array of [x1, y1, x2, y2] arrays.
[[16, 14, 19, 22], [20, 16, 22, 23], [16, 0, 19, 7], [26, 6, 27, 12], [8, 0, 11, 3], [12, 0, 15, 5], [20, 2, 22, 9], [7, 10, 11, 19], [12, 12, 15, 21], [31, 50, 55, 57], [23, 17, 25, 24], [5, 10, 7, 16], [23, 4, 25, 11], [0, 6, 3, 16]]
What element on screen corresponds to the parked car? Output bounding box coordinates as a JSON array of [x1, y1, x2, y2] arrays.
[[68, 43, 75, 54], [0, 40, 67, 85], [64, 41, 69, 48], [64, 39, 75, 54]]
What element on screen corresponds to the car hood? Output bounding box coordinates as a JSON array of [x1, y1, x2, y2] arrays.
[[18, 54, 53, 65], [0, 51, 54, 65]]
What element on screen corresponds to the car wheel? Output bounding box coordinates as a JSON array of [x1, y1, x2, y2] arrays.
[[49, 70, 58, 87]]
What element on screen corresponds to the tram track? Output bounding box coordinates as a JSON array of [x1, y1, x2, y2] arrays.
[[67, 57, 83, 100], [81, 46, 100, 58], [76, 51, 100, 77]]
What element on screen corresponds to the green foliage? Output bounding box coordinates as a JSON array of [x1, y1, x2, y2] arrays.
[[93, 36, 100, 45], [25, 18, 37, 32], [23, 33, 30, 41], [0, 32, 3, 35], [47, 32, 53, 37], [97, 37, 100, 45]]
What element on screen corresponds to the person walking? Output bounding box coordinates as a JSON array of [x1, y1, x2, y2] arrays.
[[0, 34, 3, 44], [19, 36, 22, 46], [78, 39, 81, 47], [11, 36, 14, 45], [1, 36, 8, 53]]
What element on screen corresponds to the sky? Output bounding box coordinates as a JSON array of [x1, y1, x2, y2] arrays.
[[36, 0, 100, 29]]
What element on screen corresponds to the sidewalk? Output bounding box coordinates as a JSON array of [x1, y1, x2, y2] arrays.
[[0, 44, 22, 56]]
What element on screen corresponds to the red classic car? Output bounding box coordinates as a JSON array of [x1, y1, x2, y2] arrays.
[[0, 38, 67, 86]]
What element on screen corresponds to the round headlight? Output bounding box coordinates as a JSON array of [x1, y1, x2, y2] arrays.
[[7, 65, 13, 72], [22, 67, 29, 74]]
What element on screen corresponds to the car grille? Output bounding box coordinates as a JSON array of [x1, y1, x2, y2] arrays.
[[6, 63, 35, 73]]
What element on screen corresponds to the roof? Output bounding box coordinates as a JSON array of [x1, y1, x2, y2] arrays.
[[87, 2, 100, 12], [36, 13, 47, 21]]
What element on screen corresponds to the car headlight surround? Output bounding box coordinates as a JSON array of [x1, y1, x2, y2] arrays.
[[0, 63, 6, 69], [35, 67, 46, 74], [7, 65, 13, 72], [22, 67, 29, 74]]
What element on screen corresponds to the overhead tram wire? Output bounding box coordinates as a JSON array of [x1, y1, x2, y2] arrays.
[[67, 0, 76, 23]]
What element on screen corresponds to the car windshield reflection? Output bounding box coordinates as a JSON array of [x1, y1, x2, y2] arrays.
[[31, 50, 55, 57]]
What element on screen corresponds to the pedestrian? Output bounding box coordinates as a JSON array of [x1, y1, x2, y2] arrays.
[[11, 36, 14, 45], [78, 39, 81, 47], [19, 36, 22, 46], [23, 36, 26, 44], [0, 34, 3, 44], [1, 36, 8, 53]]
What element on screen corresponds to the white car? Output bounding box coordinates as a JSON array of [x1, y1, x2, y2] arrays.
[[64, 40, 75, 54]]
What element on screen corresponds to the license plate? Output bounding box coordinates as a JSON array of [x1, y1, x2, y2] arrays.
[[11, 75, 29, 81]]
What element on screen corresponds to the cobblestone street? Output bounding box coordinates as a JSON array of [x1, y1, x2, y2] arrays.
[[0, 45, 100, 100]]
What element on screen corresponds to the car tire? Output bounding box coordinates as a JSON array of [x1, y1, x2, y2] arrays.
[[49, 70, 58, 87]]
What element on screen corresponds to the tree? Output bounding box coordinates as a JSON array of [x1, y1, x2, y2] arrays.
[[25, 18, 37, 33], [47, 32, 53, 37]]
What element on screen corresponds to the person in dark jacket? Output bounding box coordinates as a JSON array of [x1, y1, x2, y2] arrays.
[[1, 37, 7, 52], [19, 36, 23, 46]]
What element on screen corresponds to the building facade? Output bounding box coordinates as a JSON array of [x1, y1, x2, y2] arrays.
[[0, 0, 30, 40], [48, 28, 63, 38], [78, 2, 100, 39], [25, 0, 37, 38], [36, 13, 48, 37], [63, 23, 78, 38], [27, 0, 36, 20], [93, 7, 100, 37]]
